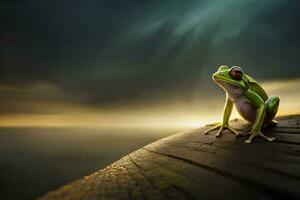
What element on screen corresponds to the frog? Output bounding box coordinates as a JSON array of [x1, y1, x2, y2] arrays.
[[204, 65, 280, 143]]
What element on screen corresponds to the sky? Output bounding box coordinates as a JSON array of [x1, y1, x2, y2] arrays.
[[0, 0, 300, 127]]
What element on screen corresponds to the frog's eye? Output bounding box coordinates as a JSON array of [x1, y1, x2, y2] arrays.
[[230, 66, 243, 80]]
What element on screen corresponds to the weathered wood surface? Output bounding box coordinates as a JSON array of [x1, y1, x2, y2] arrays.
[[40, 115, 300, 200]]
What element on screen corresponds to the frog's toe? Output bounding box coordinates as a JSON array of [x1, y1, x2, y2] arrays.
[[245, 133, 257, 144], [267, 137, 276, 142], [227, 127, 239, 135], [204, 124, 221, 135], [245, 139, 252, 144], [215, 126, 226, 138], [258, 132, 276, 142], [215, 133, 222, 138]]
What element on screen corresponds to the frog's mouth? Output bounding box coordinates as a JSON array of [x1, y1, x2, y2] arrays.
[[213, 77, 239, 86], [213, 77, 245, 90]]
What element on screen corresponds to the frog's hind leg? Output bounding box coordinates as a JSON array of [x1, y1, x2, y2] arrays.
[[265, 96, 280, 124], [244, 96, 279, 143]]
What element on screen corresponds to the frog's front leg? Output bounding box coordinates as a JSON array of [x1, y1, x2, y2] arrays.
[[244, 91, 276, 144], [204, 94, 239, 137]]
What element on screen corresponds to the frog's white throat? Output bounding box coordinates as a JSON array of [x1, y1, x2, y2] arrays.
[[213, 78, 245, 101]]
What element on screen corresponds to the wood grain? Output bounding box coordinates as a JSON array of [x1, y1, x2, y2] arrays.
[[40, 115, 300, 200]]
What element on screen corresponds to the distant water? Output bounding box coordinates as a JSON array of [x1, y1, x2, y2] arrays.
[[0, 127, 183, 200]]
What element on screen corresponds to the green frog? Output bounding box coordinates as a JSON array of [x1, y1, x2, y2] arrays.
[[205, 65, 280, 143]]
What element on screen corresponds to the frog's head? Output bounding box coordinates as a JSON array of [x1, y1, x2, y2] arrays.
[[212, 65, 248, 89]]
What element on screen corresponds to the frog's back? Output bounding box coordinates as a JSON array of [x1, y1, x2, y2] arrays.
[[246, 75, 268, 101]]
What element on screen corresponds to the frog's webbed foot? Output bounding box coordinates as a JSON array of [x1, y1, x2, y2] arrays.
[[204, 123, 222, 135], [204, 124, 239, 138], [245, 130, 276, 144]]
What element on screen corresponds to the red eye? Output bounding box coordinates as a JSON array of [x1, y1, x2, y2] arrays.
[[230, 66, 243, 80]]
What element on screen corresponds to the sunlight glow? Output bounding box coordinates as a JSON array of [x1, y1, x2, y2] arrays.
[[0, 79, 298, 129]]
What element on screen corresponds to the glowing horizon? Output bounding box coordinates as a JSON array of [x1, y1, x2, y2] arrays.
[[0, 79, 298, 129]]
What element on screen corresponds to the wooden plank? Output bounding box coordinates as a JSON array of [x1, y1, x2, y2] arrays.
[[145, 127, 300, 179], [131, 149, 272, 199], [144, 133, 300, 198], [40, 115, 300, 200]]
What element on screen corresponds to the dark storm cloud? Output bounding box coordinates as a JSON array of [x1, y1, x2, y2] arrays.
[[1, 0, 300, 113]]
